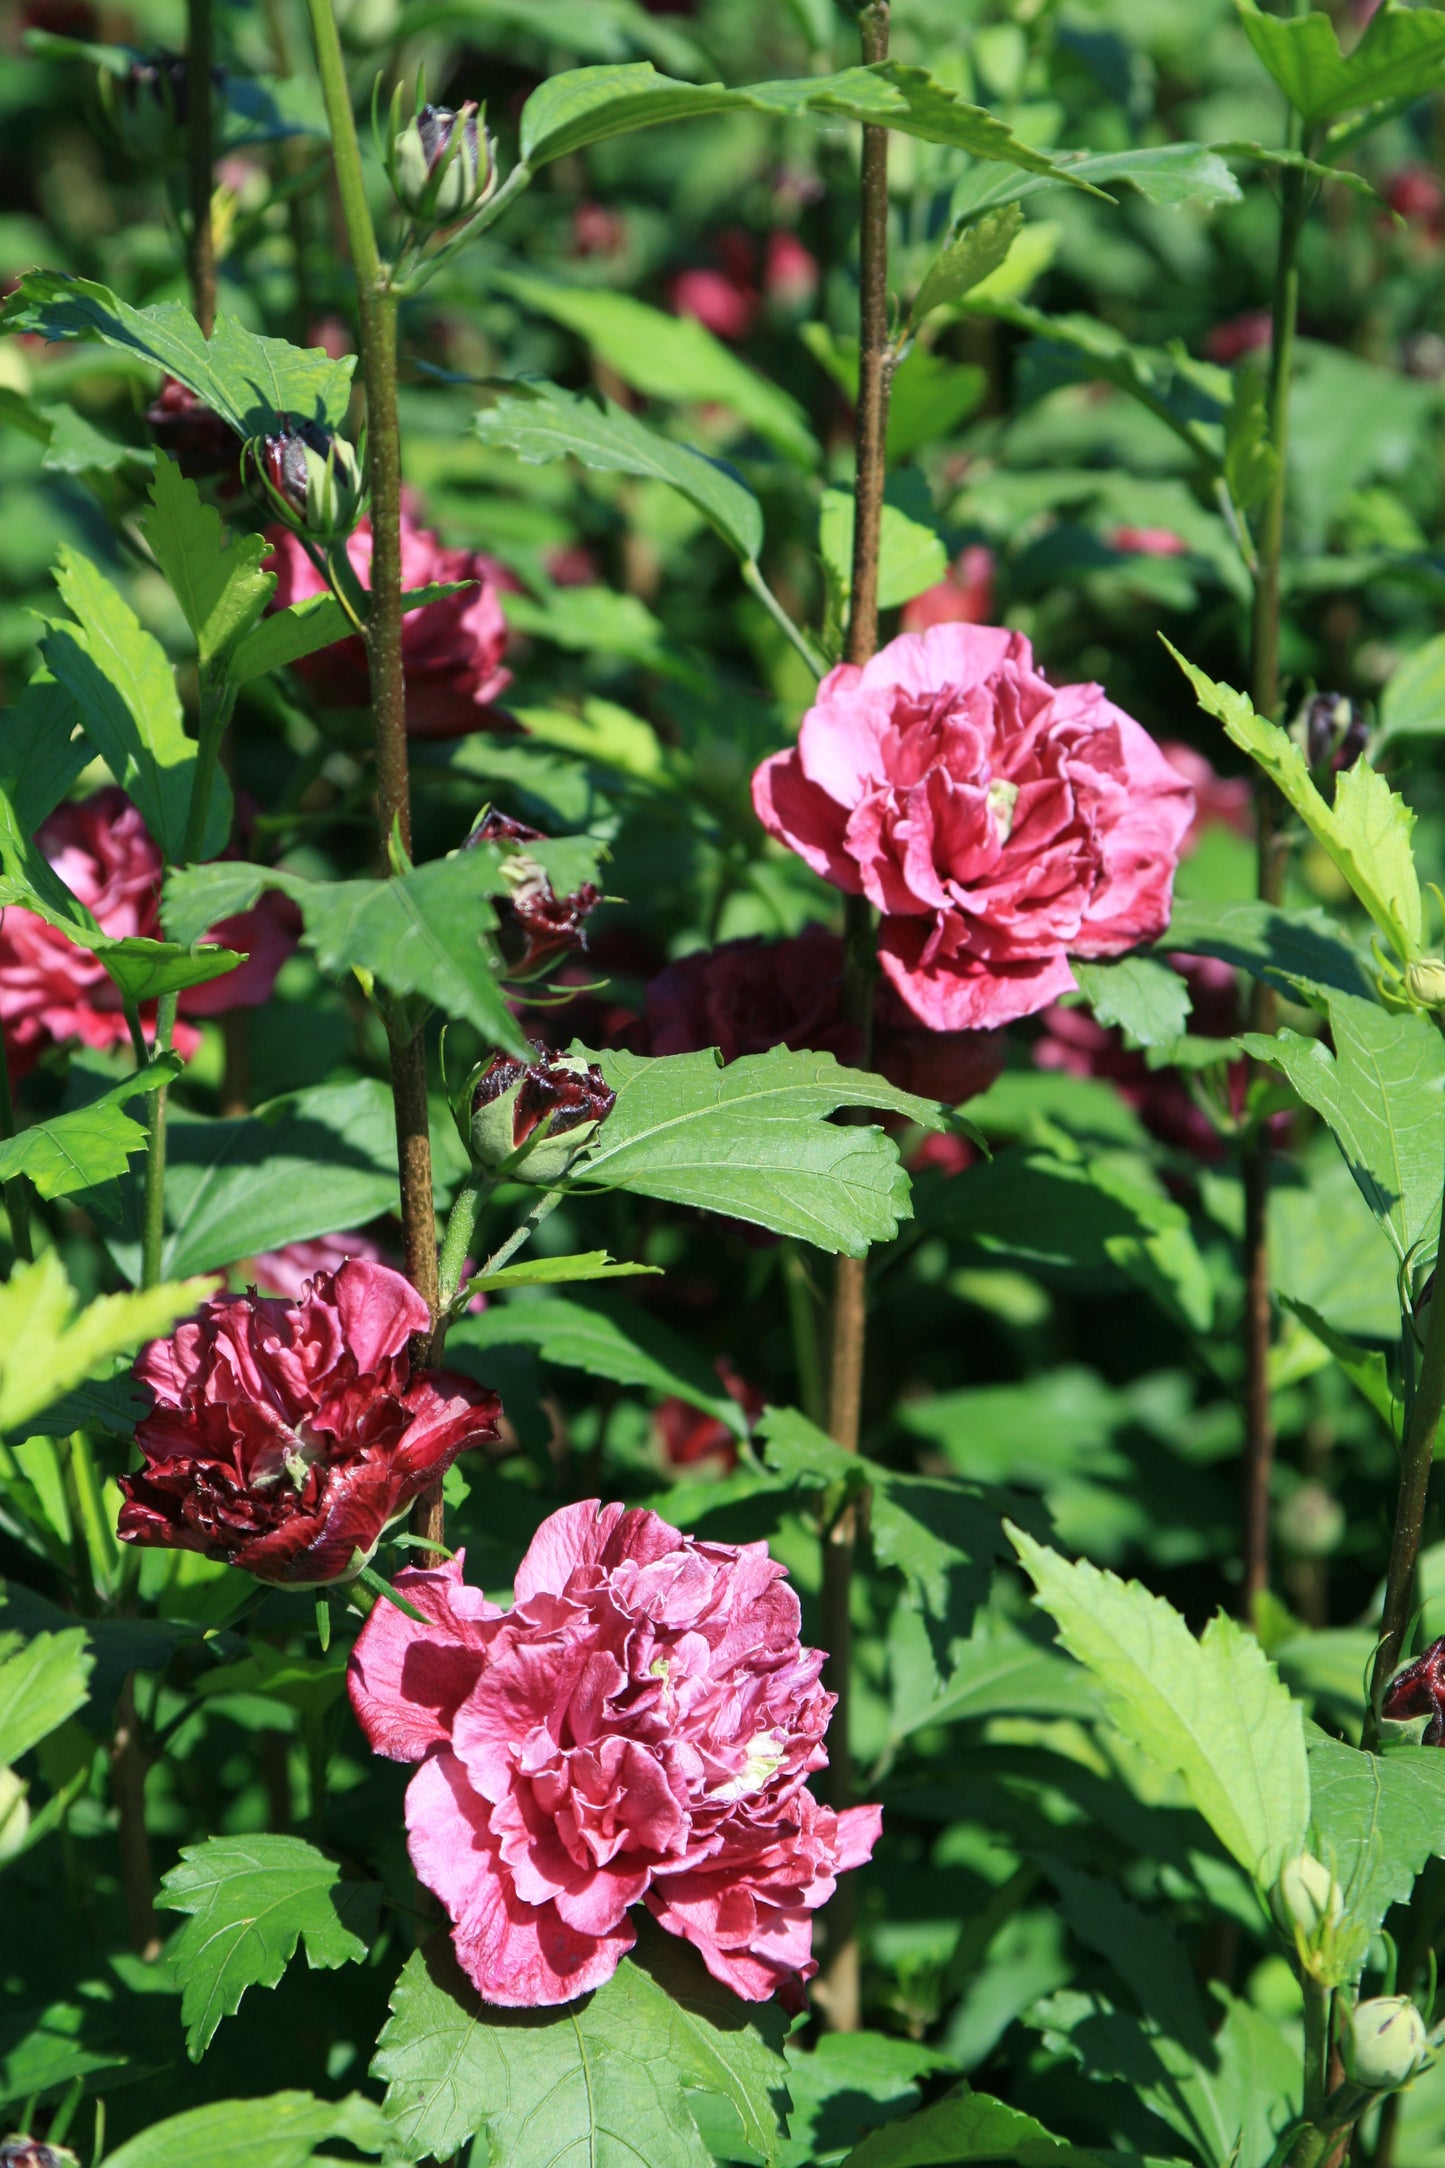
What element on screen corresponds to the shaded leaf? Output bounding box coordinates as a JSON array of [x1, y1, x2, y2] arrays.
[[450, 1293, 746, 1434], [0, 1624, 93, 1766], [226, 578, 473, 686], [1159, 897, 1372, 999], [950, 141, 1244, 221], [0, 1055, 182, 1201], [910, 205, 1024, 326], [101, 2092, 388, 2168], [841, 2083, 1108, 2166], [819, 489, 947, 612], [0, 673, 87, 831], [1379, 632, 1445, 746], [141, 456, 274, 668]]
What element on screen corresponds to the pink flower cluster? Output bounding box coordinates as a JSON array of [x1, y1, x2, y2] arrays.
[[119, 1260, 500, 1585], [348, 1501, 880, 2007], [752, 624, 1193, 1032], [264, 512, 514, 739], [0, 788, 293, 1080]]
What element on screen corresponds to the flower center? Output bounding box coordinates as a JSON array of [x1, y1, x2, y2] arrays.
[[987, 777, 1019, 843]]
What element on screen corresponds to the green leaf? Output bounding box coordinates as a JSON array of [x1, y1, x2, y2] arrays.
[[0, 1625, 93, 1765], [1167, 644, 1423, 961], [1236, 0, 1445, 125], [1224, 364, 1282, 520], [450, 1293, 747, 1434], [164, 846, 559, 1058], [40, 547, 232, 862], [160, 1834, 381, 2059], [517, 61, 1103, 188], [841, 2084, 1108, 2167], [1379, 632, 1445, 746], [819, 488, 947, 613], [0, 1251, 209, 1439], [100, 2092, 388, 2168], [474, 378, 764, 564], [141, 456, 274, 668], [0, 272, 355, 437], [910, 205, 1024, 326], [1281, 1298, 1396, 1423], [372, 1933, 789, 2168], [0, 1055, 182, 1201], [0, 673, 87, 831], [887, 1625, 1088, 1750], [779, 2036, 954, 2168], [1307, 1732, 1445, 1955], [470, 1250, 661, 1290], [1239, 989, 1445, 1265], [950, 141, 1244, 222], [494, 272, 817, 468], [575, 1046, 943, 1257], [1071, 955, 1192, 1049], [1010, 1526, 1310, 1884], [1159, 897, 1373, 1000], [225, 578, 468, 686]]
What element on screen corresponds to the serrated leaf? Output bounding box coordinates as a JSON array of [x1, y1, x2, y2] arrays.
[[0, 1055, 181, 1201], [841, 2083, 1109, 2167], [0, 1250, 209, 1439], [1072, 955, 1192, 1048], [40, 547, 232, 862], [495, 271, 817, 468], [819, 489, 947, 613], [576, 1046, 942, 1256], [225, 579, 469, 685], [911, 205, 1024, 326], [100, 2091, 388, 2168], [1168, 644, 1423, 960], [474, 378, 764, 564], [1224, 364, 1282, 520], [1239, 989, 1445, 1264], [1281, 1298, 1396, 1423], [1011, 1526, 1310, 1884], [0, 673, 87, 831], [1160, 896, 1373, 999], [950, 141, 1244, 222], [450, 1293, 746, 1434], [141, 456, 274, 667], [373, 1933, 789, 2168], [0, 273, 355, 438], [1379, 632, 1445, 746], [0, 1624, 93, 1766], [779, 2034, 954, 2168], [160, 1834, 380, 2058], [1308, 1732, 1445, 1955], [1236, 0, 1445, 124]]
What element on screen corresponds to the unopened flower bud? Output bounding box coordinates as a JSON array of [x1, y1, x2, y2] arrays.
[[469, 1044, 615, 1182], [98, 52, 188, 162], [466, 809, 600, 980], [1345, 1997, 1433, 2092], [391, 101, 494, 224], [1293, 692, 1370, 780], [1274, 1852, 1343, 1942], [1382, 1634, 1445, 1745], [0, 2142, 80, 2168], [0, 1769, 28, 1864], [1405, 959, 1445, 1012], [243, 418, 364, 543]]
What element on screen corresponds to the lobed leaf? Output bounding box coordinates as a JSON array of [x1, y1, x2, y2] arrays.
[[1071, 955, 1193, 1049], [0, 1055, 182, 1201], [0, 1250, 210, 1440], [141, 456, 274, 668], [1307, 1731, 1445, 1960], [1236, 0, 1445, 125], [0, 1623, 93, 1767]]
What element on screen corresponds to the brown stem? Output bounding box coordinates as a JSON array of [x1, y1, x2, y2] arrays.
[[110, 1674, 161, 1959], [817, 0, 890, 2039], [185, 0, 217, 336]]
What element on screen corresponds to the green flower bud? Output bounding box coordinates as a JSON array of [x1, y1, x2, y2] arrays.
[[0, 1768, 28, 1865], [1345, 1997, 1433, 2092], [391, 102, 494, 225], [1405, 958, 1445, 1011], [243, 418, 365, 544], [1273, 1852, 1342, 1942], [468, 1044, 615, 1184]]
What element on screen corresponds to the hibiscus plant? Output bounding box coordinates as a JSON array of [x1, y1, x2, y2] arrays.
[[5, 2, 1445, 2166]]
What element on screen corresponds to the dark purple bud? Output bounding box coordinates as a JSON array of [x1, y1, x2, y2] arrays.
[[98, 51, 218, 161], [392, 100, 493, 223], [1382, 1635, 1445, 1744], [243, 417, 364, 542], [466, 809, 601, 980], [0, 2140, 81, 2168], [1296, 692, 1370, 778], [470, 1042, 615, 1181]]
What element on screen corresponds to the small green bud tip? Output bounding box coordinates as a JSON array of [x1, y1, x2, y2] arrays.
[[1345, 1998, 1432, 2092], [1274, 1852, 1343, 1942], [1405, 958, 1445, 1011], [391, 101, 494, 224]]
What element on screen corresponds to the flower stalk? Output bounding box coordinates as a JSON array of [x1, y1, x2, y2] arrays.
[[817, 0, 890, 2038]]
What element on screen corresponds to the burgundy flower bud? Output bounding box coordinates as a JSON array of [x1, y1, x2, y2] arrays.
[[0, 2140, 80, 2168], [391, 101, 494, 224], [243, 417, 364, 544], [1294, 692, 1370, 779], [466, 809, 601, 980], [144, 378, 242, 481], [117, 1261, 501, 1586], [1382, 1635, 1445, 1744], [469, 1043, 615, 1182]]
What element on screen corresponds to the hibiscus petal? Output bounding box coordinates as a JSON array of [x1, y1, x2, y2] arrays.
[[879, 917, 1077, 1031], [348, 1552, 501, 1763], [751, 749, 859, 894], [333, 1257, 431, 1372]]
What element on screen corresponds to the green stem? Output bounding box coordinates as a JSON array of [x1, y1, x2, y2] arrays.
[[0, 1019, 33, 1263], [435, 1173, 491, 1327], [186, 0, 217, 336], [740, 560, 828, 681], [476, 1187, 566, 1281]]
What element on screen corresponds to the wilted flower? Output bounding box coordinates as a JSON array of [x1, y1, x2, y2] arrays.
[[347, 1502, 881, 2006], [1382, 1635, 1445, 1744], [263, 514, 513, 738], [391, 101, 494, 224], [144, 379, 241, 482], [469, 1044, 615, 1181], [117, 1261, 500, 1586], [752, 624, 1194, 1032], [465, 810, 600, 980], [244, 418, 365, 544], [0, 788, 294, 1082], [1293, 692, 1370, 780], [901, 546, 995, 635], [1345, 1998, 1433, 2092]]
